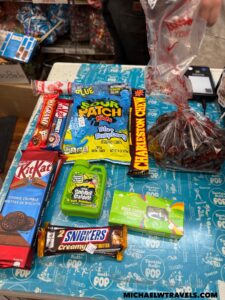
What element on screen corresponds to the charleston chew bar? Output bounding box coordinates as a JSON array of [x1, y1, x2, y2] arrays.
[[128, 89, 149, 177], [38, 223, 127, 261]]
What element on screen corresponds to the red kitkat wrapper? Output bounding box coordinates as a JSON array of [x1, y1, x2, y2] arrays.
[[0, 150, 59, 269], [27, 94, 58, 150]]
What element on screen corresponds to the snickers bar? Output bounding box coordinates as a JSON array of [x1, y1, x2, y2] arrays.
[[38, 223, 127, 261]]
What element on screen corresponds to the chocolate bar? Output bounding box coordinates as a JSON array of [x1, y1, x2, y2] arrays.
[[31, 177, 47, 189], [47, 99, 72, 151], [128, 89, 149, 177], [38, 223, 127, 261], [10, 178, 29, 189], [33, 81, 72, 95], [27, 94, 58, 150], [0, 150, 58, 269]]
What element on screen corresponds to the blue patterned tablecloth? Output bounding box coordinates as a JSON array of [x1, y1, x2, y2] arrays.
[[0, 64, 225, 300]]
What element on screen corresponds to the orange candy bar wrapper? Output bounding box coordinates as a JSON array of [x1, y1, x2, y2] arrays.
[[128, 89, 149, 177], [27, 94, 58, 150]]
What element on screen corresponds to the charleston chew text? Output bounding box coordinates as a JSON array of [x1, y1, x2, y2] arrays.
[[128, 89, 149, 177]]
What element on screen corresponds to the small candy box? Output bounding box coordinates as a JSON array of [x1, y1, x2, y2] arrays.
[[60, 160, 107, 219], [109, 190, 184, 239], [0, 30, 38, 63]]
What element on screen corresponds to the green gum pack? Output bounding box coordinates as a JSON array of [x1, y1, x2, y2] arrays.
[[60, 160, 107, 218], [109, 190, 184, 238]]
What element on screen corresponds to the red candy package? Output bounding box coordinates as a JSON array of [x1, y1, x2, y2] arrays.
[[140, 0, 225, 173], [0, 150, 59, 269], [27, 94, 58, 150], [33, 80, 72, 95]]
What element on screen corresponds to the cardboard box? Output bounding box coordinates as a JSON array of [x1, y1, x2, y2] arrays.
[[109, 190, 184, 239], [0, 84, 38, 118], [0, 30, 38, 63], [0, 64, 38, 118]]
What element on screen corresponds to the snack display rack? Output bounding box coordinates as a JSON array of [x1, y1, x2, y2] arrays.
[[0, 63, 224, 300], [0, 0, 114, 76]]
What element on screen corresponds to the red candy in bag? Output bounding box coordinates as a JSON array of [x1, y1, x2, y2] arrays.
[[148, 109, 225, 172], [140, 0, 206, 102], [141, 0, 225, 172]]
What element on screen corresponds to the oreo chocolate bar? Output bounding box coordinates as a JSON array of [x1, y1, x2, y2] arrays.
[[0, 150, 58, 269], [38, 223, 127, 261]]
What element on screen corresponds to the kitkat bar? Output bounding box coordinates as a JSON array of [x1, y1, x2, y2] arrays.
[[128, 89, 149, 177], [0, 150, 59, 269], [47, 99, 72, 151], [27, 94, 58, 150]]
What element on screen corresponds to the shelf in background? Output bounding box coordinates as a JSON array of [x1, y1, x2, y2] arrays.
[[41, 39, 114, 56], [0, 0, 88, 4]]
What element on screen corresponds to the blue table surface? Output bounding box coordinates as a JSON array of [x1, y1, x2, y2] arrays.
[[0, 64, 225, 300]]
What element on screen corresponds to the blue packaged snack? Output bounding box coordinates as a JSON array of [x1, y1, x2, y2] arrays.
[[0, 30, 38, 63], [63, 83, 131, 164], [0, 150, 58, 269], [47, 99, 72, 151], [47, 4, 70, 36], [17, 4, 57, 45]]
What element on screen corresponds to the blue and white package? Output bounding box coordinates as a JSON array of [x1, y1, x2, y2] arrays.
[[63, 83, 131, 164], [47, 99, 72, 151], [17, 4, 57, 45], [0, 30, 38, 63], [47, 4, 70, 36], [0, 150, 58, 269]]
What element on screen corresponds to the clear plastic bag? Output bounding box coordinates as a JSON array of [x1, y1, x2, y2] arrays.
[[217, 69, 225, 109], [148, 109, 225, 172], [140, 0, 206, 103], [141, 0, 225, 172]]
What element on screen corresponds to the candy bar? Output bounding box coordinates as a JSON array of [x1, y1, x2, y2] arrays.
[[38, 223, 127, 261], [47, 99, 72, 151], [10, 178, 29, 189], [109, 190, 184, 239], [0, 150, 58, 269], [128, 89, 149, 177], [31, 177, 47, 189], [27, 94, 58, 150], [33, 81, 72, 95]]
